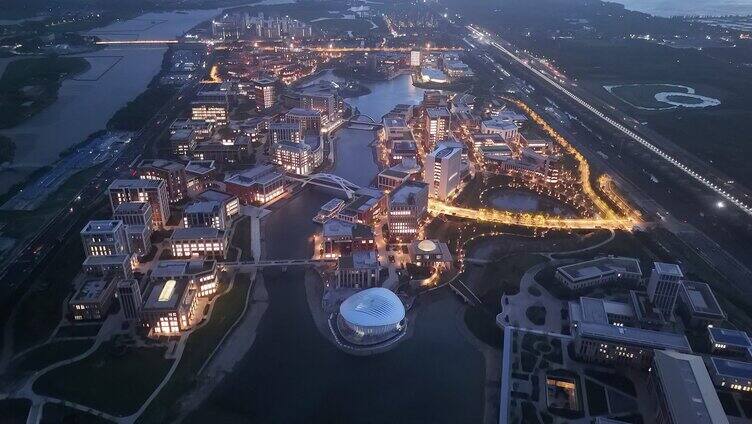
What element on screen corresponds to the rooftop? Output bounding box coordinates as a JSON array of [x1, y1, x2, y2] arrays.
[[109, 179, 163, 190], [390, 181, 428, 205], [82, 254, 129, 266], [557, 256, 641, 282], [426, 107, 450, 118], [197, 189, 235, 203], [138, 159, 185, 172], [184, 201, 220, 215], [709, 356, 752, 380], [72, 279, 113, 302], [287, 107, 321, 117], [151, 259, 215, 278], [338, 251, 379, 269], [681, 280, 725, 318], [654, 262, 684, 278], [708, 328, 751, 348], [113, 202, 150, 215], [576, 322, 691, 352], [225, 165, 280, 187], [185, 160, 216, 176], [143, 278, 190, 310], [81, 220, 122, 234], [339, 287, 405, 328], [653, 351, 728, 424], [171, 227, 225, 240]]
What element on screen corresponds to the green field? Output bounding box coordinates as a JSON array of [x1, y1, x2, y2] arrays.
[[12, 339, 93, 372], [605, 84, 692, 110], [34, 341, 173, 416], [138, 273, 253, 423], [0, 56, 90, 129]]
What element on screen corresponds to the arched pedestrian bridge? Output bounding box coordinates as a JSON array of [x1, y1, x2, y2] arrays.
[[287, 173, 361, 199]]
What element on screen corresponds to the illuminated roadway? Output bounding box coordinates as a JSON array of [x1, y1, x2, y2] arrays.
[[94, 39, 463, 52], [467, 25, 752, 217], [428, 199, 634, 230]]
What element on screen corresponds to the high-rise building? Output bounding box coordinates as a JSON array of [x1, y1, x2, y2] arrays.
[[116, 278, 142, 320], [253, 77, 277, 110], [137, 159, 188, 203], [112, 202, 153, 256], [80, 220, 128, 257], [424, 107, 451, 149], [647, 262, 684, 316], [424, 142, 462, 201], [108, 179, 171, 229]]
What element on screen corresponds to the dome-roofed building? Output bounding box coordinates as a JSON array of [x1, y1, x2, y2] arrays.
[[337, 287, 406, 346]]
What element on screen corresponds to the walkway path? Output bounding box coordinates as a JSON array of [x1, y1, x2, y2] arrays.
[[498, 262, 563, 333]]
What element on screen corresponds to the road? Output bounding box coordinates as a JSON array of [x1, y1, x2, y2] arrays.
[[0, 80, 203, 358], [459, 22, 752, 291], [467, 25, 752, 216]]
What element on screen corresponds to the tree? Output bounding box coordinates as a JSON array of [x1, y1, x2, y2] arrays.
[[0, 135, 15, 165]]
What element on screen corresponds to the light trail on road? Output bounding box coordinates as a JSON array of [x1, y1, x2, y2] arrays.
[[467, 25, 752, 217], [428, 200, 634, 230]]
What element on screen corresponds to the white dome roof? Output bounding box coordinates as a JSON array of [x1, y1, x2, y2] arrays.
[[339, 287, 405, 328], [417, 239, 437, 252]]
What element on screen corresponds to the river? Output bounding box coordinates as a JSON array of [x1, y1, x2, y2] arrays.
[[0, 8, 226, 193], [185, 74, 487, 423], [611, 0, 752, 17]]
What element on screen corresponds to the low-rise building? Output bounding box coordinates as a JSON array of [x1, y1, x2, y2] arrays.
[[377, 168, 411, 192], [80, 220, 128, 257], [407, 239, 453, 270], [184, 160, 218, 196], [708, 327, 752, 357], [390, 139, 418, 165], [382, 117, 410, 141], [137, 159, 188, 203], [338, 187, 384, 226], [191, 99, 228, 124], [555, 256, 642, 291], [82, 254, 133, 279], [169, 227, 228, 259], [481, 116, 519, 142], [150, 259, 218, 297], [269, 122, 301, 144], [272, 136, 323, 175], [388, 181, 428, 238], [192, 136, 251, 166], [141, 278, 198, 335], [169, 129, 197, 156], [568, 297, 636, 331], [112, 202, 152, 227], [649, 351, 728, 424], [337, 251, 381, 289], [108, 179, 170, 229], [677, 280, 726, 328], [224, 165, 285, 205], [69, 278, 117, 321], [573, 322, 691, 369], [322, 218, 375, 258], [285, 107, 322, 135], [707, 356, 752, 393]]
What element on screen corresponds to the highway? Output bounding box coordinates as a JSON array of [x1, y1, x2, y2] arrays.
[[467, 25, 752, 217]]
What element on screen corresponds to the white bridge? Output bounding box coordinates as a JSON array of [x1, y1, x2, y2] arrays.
[[223, 258, 336, 271], [286, 173, 361, 199]]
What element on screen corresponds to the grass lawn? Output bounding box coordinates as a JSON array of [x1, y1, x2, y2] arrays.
[[0, 57, 90, 128], [526, 305, 547, 326], [585, 379, 609, 416], [138, 272, 253, 423], [584, 369, 636, 397], [55, 324, 102, 338], [0, 398, 31, 424], [34, 341, 173, 416], [41, 403, 112, 424], [469, 253, 547, 313], [12, 339, 93, 372]]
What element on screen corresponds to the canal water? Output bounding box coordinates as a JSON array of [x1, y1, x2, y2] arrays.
[[186, 75, 486, 423], [0, 8, 226, 193]]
